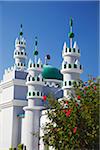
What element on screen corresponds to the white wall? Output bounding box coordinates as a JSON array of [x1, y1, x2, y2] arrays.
[[2, 86, 14, 103], [12, 106, 24, 147], [40, 110, 55, 150], [0, 107, 13, 150]]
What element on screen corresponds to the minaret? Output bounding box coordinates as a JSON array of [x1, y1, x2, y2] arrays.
[[13, 24, 27, 70], [61, 18, 83, 97], [21, 37, 44, 150]]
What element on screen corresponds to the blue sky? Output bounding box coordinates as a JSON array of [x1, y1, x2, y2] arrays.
[[0, 1, 99, 81]]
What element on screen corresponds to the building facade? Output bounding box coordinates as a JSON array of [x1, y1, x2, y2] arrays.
[[0, 19, 83, 150]]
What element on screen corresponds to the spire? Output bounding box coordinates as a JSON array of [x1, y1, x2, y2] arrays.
[[45, 54, 50, 65], [33, 37, 38, 63], [19, 24, 23, 37], [68, 17, 74, 48]]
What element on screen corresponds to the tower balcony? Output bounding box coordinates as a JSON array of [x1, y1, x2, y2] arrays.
[[62, 80, 79, 89], [16, 62, 26, 69], [61, 63, 83, 74], [15, 38, 26, 48], [27, 90, 43, 99], [14, 51, 27, 59], [28, 63, 43, 72], [26, 76, 44, 86], [62, 47, 80, 58]]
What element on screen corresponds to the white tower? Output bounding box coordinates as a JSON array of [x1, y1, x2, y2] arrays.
[[0, 25, 28, 150], [21, 37, 44, 150], [61, 18, 83, 97], [14, 24, 27, 70]]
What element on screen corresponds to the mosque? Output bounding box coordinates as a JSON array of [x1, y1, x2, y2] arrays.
[[0, 19, 83, 150]]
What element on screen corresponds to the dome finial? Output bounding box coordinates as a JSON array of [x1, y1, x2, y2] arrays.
[[19, 24, 23, 36], [68, 17, 74, 48], [33, 36, 38, 56], [45, 54, 50, 65], [70, 17, 73, 27], [33, 36, 38, 64]]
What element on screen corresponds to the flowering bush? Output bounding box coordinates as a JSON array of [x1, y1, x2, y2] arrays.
[[42, 77, 99, 149]]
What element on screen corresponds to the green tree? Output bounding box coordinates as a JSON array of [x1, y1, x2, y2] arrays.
[[42, 77, 99, 150]]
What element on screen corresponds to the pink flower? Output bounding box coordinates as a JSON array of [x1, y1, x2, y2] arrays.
[[94, 86, 96, 90], [66, 109, 71, 117], [65, 101, 68, 105], [63, 109, 67, 113], [77, 95, 81, 100], [73, 127, 77, 134], [43, 95, 47, 101]]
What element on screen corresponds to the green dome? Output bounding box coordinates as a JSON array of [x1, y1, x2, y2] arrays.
[[42, 65, 63, 80]]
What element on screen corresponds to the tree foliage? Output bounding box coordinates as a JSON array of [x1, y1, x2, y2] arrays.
[[42, 77, 99, 150]]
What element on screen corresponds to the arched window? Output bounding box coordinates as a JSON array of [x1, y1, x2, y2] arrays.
[[74, 64, 77, 68], [28, 77, 30, 81], [21, 52, 23, 55], [33, 64, 35, 67], [80, 65, 82, 69], [30, 63, 32, 67], [68, 64, 71, 68], [65, 81, 67, 86], [21, 42, 23, 44], [41, 93, 42, 96], [18, 52, 20, 55], [32, 77, 35, 81], [66, 48, 67, 52], [25, 52, 26, 55], [69, 48, 71, 52], [73, 48, 75, 52], [69, 81, 71, 86], [21, 63, 23, 66], [64, 64, 66, 69], [37, 77, 40, 81], [78, 49, 80, 53], [29, 92, 31, 96], [18, 63, 19, 66], [37, 64, 39, 67], [37, 92, 39, 96], [33, 92, 35, 96]]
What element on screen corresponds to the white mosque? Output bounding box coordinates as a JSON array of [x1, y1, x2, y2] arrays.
[[0, 19, 83, 150]]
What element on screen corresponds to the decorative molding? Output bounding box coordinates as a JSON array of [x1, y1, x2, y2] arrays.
[[0, 99, 28, 109], [0, 79, 26, 89], [23, 106, 45, 111], [44, 79, 62, 83]]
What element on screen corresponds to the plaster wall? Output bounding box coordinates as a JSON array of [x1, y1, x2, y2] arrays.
[[64, 73, 80, 80], [12, 106, 24, 147], [0, 107, 13, 150], [2, 86, 14, 103], [40, 110, 55, 150], [22, 109, 41, 150]]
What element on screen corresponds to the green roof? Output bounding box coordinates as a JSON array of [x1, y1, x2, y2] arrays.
[[42, 65, 63, 80]]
